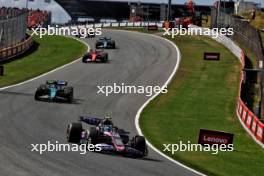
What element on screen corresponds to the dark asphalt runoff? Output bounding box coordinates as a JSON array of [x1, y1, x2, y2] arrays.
[[0, 30, 200, 176]]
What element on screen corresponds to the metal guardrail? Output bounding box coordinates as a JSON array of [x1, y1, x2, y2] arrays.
[[0, 10, 27, 49], [71, 21, 163, 28]]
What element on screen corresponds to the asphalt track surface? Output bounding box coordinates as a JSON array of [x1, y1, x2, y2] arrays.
[[0, 30, 199, 176]]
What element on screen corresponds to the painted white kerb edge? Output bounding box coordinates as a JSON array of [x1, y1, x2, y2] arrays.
[[115, 30, 206, 176]]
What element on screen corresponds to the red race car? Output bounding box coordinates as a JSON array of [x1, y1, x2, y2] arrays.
[[82, 49, 108, 63]]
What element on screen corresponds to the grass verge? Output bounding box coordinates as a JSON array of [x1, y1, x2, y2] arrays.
[[140, 34, 264, 176], [0, 35, 87, 87]]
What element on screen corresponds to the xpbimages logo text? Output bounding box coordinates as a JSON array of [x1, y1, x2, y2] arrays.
[[30, 141, 102, 155], [163, 141, 234, 155], [163, 26, 234, 39], [31, 25, 102, 38], [97, 83, 168, 97]]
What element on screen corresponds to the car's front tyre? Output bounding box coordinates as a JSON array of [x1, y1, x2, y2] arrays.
[[67, 122, 83, 143]]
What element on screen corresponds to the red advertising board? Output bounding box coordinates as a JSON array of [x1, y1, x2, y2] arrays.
[[204, 52, 220, 60], [147, 25, 158, 31], [198, 129, 234, 145]]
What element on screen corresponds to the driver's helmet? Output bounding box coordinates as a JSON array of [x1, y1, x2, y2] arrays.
[[49, 84, 56, 88], [103, 116, 113, 125], [103, 125, 112, 132]]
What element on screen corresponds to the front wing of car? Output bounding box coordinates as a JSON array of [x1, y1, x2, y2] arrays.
[[94, 144, 144, 157]]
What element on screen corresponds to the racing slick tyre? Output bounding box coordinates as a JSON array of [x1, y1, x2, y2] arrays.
[[34, 85, 47, 100], [34, 91, 40, 100], [132, 135, 147, 156], [89, 127, 98, 144], [82, 55, 89, 63], [95, 43, 101, 49], [67, 122, 83, 143], [64, 87, 73, 103], [101, 54, 108, 63]]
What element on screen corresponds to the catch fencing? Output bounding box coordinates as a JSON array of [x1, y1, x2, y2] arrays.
[[0, 8, 27, 49], [211, 7, 264, 118], [211, 8, 264, 66], [0, 8, 32, 62]]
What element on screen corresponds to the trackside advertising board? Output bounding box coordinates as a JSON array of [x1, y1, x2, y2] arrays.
[[198, 129, 234, 145], [204, 52, 220, 60], [147, 25, 158, 31]]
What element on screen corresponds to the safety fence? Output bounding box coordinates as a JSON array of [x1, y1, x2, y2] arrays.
[[211, 8, 264, 118], [0, 7, 26, 20], [0, 8, 27, 49], [211, 8, 264, 65], [0, 35, 33, 62], [189, 24, 264, 147]]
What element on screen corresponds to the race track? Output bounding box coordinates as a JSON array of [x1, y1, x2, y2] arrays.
[[0, 30, 199, 176]]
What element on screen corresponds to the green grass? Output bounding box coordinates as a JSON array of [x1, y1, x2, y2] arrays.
[[0, 35, 87, 87], [140, 35, 264, 176]]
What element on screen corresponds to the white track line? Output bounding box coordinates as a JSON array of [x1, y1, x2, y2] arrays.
[[120, 31, 206, 176], [0, 35, 90, 91]]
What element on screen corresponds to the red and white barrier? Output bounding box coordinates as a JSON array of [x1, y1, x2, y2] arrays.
[[256, 122, 264, 143], [188, 25, 264, 148], [246, 111, 254, 129], [251, 115, 258, 135]]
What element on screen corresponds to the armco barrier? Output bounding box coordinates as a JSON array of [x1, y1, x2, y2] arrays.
[[189, 25, 264, 148], [0, 35, 33, 62], [71, 21, 163, 29]]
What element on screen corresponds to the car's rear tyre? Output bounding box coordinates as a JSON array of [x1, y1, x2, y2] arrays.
[[67, 122, 83, 143], [34, 85, 47, 100], [64, 87, 73, 103], [101, 55, 108, 63], [89, 127, 98, 144], [132, 135, 147, 156], [82, 58, 88, 63], [34, 91, 40, 100]]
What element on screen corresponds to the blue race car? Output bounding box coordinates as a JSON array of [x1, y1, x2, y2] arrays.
[[35, 80, 73, 103], [95, 37, 115, 49], [67, 116, 148, 158]]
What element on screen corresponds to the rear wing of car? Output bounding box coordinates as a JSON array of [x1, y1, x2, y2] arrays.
[[79, 116, 102, 125], [46, 80, 68, 86]]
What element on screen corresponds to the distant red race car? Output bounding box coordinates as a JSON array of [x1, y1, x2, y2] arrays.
[[82, 49, 108, 63]]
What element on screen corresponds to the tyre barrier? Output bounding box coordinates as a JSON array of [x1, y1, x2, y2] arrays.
[[0, 35, 33, 63], [189, 24, 264, 148]]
